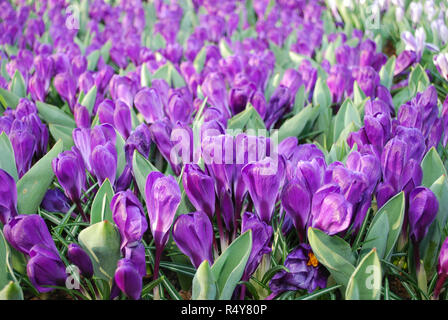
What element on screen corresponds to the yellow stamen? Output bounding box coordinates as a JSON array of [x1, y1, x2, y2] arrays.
[[307, 252, 318, 267]]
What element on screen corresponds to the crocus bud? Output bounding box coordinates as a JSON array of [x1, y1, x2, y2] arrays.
[[109, 75, 137, 108], [352, 66, 380, 98], [90, 142, 117, 185], [0, 169, 17, 225], [434, 53, 448, 81], [114, 258, 142, 300], [295, 158, 326, 194], [9, 120, 37, 178], [113, 100, 132, 139], [265, 85, 291, 129], [97, 99, 115, 126], [28, 74, 46, 102], [173, 211, 214, 268], [134, 87, 165, 124], [201, 72, 230, 119], [434, 237, 448, 299], [125, 123, 152, 163], [182, 164, 215, 219], [394, 50, 417, 76], [166, 90, 193, 124], [281, 179, 311, 241], [67, 243, 94, 278], [311, 184, 353, 235], [54, 72, 77, 109], [145, 172, 181, 250], [250, 90, 267, 119], [4, 214, 58, 255], [241, 212, 272, 280], [241, 156, 286, 224], [74, 104, 90, 129], [408, 186, 438, 244], [52, 148, 86, 203], [71, 55, 87, 78], [27, 244, 67, 293], [111, 190, 148, 249], [123, 243, 146, 277], [41, 189, 71, 214]]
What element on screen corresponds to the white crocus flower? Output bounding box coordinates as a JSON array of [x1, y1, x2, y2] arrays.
[[434, 53, 448, 81]]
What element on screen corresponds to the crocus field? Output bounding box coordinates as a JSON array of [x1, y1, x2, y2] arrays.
[[0, 0, 448, 301]]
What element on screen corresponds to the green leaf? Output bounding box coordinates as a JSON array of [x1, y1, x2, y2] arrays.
[[0, 133, 18, 181], [292, 85, 306, 114], [115, 130, 126, 178], [100, 40, 112, 63], [227, 104, 266, 132], [193, 46, 207, 73], [80, 85, 97, 115], [379, 56, 396, 90], [78, 220, 121, 281], [346, 248, 381, 300], [0, 88, 20, 109], [192, 260, 217, 300], [273, 105, 319, 142], [87, 50, 100, 71], [307, 228, 356, 288], [90, 179, 115, 225], [132, 150, 158, 198], [353, 81, 366, 108], [170, 65, 186, 88], [219, 39, 233, 58], [421, 147, 447, 188], [149, 33, 166, 51], [0, 230, 9, 289], [10, 70, 26, 98], [333, 99, 361, 143], [16, 140, 63, 214], [49, 124, 74, 150], [313, 77, 332, 110], [140, 63, 152, 88], [211, 230, 252, 300], [409, 64, 430, 95], [361, 192, 405, 261], [36, 101, 76, 127], [0, 281, 23, 300]]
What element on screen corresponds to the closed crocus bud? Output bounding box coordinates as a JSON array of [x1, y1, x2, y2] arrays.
[[4, 214, 58, 255], [134, 87, 165, 124], [280, 69, 303, 98], [327, 65, 352, 103], [173, 211, 214, 268], [54, 72, 77, 109], [90, 142, 117, 185], [250, 90, 267, 119], [67, 243, 93, 278], [241, 212, 273, 280], [201, 72, 231, 119], [346, 151, 381, 191], [125, 123, 152, 163], [97, 99, 115, 126], [113, 100, 132, 139], [52, 148, 86, 203], [41, 189, 71, 214], [352, 66, 380, 98], [149, 119, 181, 175], [74, 104, 90, 129], [0, 169, 17, 225], [109, 75, 137, 108], [229, 82, 256, 115], [111, 190, 148, 249], [71, 55, 87, 78], [265, 85, 291, 129], [114, 258, 142, 300], [311, 184, 353, 235], [166, 90, 193, 124], [123, 243, 146, 277], [331, 166, 369, 205], [78, 71, 95, 95], [145, 172, 181, 251], [434, 53, 448, 81], [408, 186, 438, 244], [241, 156, 286, 224], [295, 158, 326, 194], [27, 244, 67, 293], [28, 74, 46, 102], [434, 237, 448, 299], [394, 50, 417, 76], [281, 179, 311, 241], [9, 120, 37, 178], [182, 164, 215, 220]]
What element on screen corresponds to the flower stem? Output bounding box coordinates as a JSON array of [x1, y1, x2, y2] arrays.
[[153, 245, 162, 300], [75, 199, 88, 223], [433, 274, 447, 300]]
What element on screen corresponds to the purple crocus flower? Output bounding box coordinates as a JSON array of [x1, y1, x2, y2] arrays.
[[113, 100, 132, 140], [395, 50, 417, 76], [27, 244, 67, 293], [0, 169, 18, 225], [123, 243, 147, 278], [124, 123, 152, 164], [172, 211, 214, 268], [408, 186, 438, 244], [265, 85, 291, 129], [311, 184, 353, 235], [241, 211, 272, 280], [281, 179, 311, 241], [269, 244, 328, 296], [434, 237, 448, 299], [9, 119, 37, 178], [145, 172, 181, 251], [67, 243, 94, 278], [242, 156, 286, 224], [53, 72, 77, 109], [114, 258, 142, 300], [41, 189, 71, 214], [90, 141, 117, 185], [111, 190, 148, 249], [3, 214, 58, 255], [134, 87, 165, 124], [74, 104, 90, 129], [182, 164, 215, 220]]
